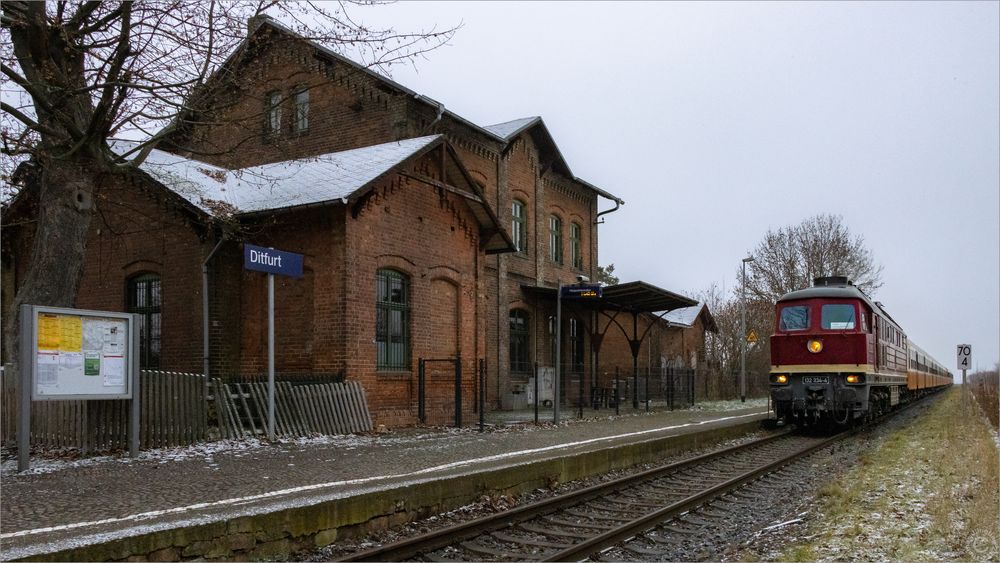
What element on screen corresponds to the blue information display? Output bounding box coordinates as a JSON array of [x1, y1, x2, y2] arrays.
[[560, 284, 603, 299], [244, 244, 304, 277]]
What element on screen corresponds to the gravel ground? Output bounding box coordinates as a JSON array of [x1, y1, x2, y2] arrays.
[[731, 389, 1000, 562]]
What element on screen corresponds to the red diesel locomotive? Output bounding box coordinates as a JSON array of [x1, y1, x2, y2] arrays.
[[770, 276, 952, 426]]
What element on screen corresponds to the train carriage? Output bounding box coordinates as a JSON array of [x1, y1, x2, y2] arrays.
[[769, 276, 952, 426]]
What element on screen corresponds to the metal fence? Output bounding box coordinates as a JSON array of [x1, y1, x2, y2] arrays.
[[1, 367, 208, 451], [543, 364, 697, 413]]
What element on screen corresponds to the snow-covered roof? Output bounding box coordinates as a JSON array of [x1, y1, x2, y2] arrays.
[[663, 302, 709, 328], [127, 136, 442, 215], [483, 117, 540, 140]]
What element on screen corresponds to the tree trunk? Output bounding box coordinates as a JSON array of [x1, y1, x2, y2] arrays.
[[3, 158, 98, 365]]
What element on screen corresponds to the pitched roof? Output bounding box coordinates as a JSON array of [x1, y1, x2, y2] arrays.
[[662, 302, 718, 333], [131, 136, 443, 215], [119, 135, 513, 253], [483, 117, 540, 140]]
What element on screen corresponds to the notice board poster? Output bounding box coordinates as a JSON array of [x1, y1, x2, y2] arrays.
[[30, 307, 133, 400]]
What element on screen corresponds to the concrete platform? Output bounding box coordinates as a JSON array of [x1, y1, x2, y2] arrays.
[[0, 401, 770, 561]]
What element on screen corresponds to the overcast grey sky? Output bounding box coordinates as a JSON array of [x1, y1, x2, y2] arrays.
[[355, 1, 1000, 371]]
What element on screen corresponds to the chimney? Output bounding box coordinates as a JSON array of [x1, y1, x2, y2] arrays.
[[248, 14, 274, 36]]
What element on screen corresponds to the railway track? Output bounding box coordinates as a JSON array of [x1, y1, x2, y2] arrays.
[[340, 429, 845, 562]]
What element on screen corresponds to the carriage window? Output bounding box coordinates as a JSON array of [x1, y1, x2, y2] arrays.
[[779, 305, 810, 331], [822, 304, 856, 330]]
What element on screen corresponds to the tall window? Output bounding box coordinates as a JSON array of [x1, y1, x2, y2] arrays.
[[509, 309, 531, 375], [128, 274, 161, 369], [549, 215, 563, 264], [512, 200, 527, 254], [265, 91, 282, 134], [376, 269, 410, 370], [293, 87, 309, 133], [570, 222, 582, 269]]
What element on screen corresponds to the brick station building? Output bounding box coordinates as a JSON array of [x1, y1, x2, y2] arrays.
[[2, 16, 714, 426]]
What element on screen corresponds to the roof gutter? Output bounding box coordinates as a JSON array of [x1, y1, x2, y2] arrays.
[[573, 176, 624, 223], [595, 198, 622, 223]]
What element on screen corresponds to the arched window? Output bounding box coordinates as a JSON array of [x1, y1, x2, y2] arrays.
[[127, 273, 161, 369], [549, 215, 563, 264], [512, 199, 527, 254], [376, 269, 410, 370], [509, 309, 531, 375], [570, 222, 582, 269]]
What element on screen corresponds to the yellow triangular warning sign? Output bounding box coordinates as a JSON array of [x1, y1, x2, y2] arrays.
[[747, 330, 758, 343]]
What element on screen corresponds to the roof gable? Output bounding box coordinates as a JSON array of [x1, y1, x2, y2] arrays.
[[235, 19, 622, 204], [123, 135, 514, 253]]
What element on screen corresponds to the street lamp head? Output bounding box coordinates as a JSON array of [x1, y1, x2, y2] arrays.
[[742, 256, 755, 263]]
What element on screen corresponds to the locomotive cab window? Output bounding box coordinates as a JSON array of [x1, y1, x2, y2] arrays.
[[779, 305, 810, 331], [822, 304, 856, 330]]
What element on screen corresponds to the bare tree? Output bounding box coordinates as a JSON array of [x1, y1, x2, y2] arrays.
[[1, 1, 457, 362], [699, 214, 882, 399], [698, 283, 771, 398], [743, 213, 883, 302]]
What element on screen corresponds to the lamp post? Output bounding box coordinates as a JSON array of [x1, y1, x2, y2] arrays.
[[740, 256, 755, 403]]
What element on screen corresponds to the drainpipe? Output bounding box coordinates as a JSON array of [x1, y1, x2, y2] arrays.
[[202, 237, 226, 394], [595, 197, 623, 223]]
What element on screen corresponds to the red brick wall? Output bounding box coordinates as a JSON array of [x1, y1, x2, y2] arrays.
[[597, 314, 708, 387], [173, 32, 415, 169], [234, 206, 342, 377], [4, 177, 209, 373], [342, 152, 484, 426]]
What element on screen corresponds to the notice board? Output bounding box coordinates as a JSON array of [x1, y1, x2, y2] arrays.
[[26, 305, 136, 400]]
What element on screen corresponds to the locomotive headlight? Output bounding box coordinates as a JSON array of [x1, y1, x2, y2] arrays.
[[846, 374, 864, 384], [807, 339, 823, 353], [775, 374, 788, 384]]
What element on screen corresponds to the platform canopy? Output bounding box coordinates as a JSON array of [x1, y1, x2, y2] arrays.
[[521, 280, 697, 314]]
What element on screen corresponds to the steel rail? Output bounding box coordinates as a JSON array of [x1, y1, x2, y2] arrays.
[[543, 431, 844, 561], [543, 393, 938, 561], [340, 429, 792, 562]]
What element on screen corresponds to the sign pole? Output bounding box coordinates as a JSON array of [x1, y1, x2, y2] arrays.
[[268, 273, 275, 441], [554, 282, 563, 424], [130, 313, 140, 458], [18, 304, 32, 472]]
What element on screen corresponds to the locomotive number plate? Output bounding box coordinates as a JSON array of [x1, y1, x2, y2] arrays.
[[802, 376, 829, 384]]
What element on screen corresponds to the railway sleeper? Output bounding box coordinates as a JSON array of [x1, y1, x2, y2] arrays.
[[458, 540, 543, 561], [489, 531, 570, 549], [540, 516, 614, 530], [562, 508, 633, 522], [516, 523, 591, 540]]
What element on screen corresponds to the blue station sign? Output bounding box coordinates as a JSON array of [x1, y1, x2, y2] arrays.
[[560, 284, 603, 299], [243, 244, 304, 278]]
